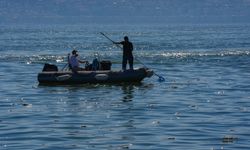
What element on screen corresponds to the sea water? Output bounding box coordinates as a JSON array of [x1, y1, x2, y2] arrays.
[[0, 24, 250, 150]]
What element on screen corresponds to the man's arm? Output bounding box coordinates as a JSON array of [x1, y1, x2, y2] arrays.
[[113, 41, 123, 45], [78, 60, 88, 63]]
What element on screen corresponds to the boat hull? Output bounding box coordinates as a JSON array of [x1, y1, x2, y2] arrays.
[[38, 68, 153, 85]]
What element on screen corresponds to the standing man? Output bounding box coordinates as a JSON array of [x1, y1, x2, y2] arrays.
[[114, 36, 134, 70]]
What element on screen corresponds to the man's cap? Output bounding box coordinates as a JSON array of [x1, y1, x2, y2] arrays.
[[72, 49, 78, 54], [124, 36, 129, 41]]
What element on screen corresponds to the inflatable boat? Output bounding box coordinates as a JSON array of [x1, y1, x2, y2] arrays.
[[37, 63, 154, 85]]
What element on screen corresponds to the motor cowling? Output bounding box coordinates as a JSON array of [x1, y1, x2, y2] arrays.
[[100, 61, 112, 70], [42, 63, 58, 72]]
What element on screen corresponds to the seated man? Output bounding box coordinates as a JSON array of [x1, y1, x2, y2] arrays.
[[69, 49, 88, 71], [92, 58, 100, 70]]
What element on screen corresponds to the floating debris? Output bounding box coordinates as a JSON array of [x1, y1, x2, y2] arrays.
[[189, 105, 198, 110], [152, 120, 160, 125], [222, 135, 238, 143], [171, 85, 178, 89], [119, 143, 133, 149], [80, 125, 87, 128], [167, 137, 176, 140], [122, 99, 132, 102], [22, 103, 32, 108]]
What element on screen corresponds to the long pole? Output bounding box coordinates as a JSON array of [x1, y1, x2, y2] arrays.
[[61, 53, 70, 71], [100, 32, 165, 82]]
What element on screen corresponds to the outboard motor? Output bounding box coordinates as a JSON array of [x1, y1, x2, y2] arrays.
[[42, 63, 58, 72], [100, 61, 112, 70]]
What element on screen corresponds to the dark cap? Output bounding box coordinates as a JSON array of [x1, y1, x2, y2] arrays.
[[72, 49, 78, 55], [124, 36, 129, 41]]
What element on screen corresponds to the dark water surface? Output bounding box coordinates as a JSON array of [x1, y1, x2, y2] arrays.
[[0, 24, 250, 149]]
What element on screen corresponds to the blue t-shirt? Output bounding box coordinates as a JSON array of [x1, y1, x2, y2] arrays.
[[70, 55, 79, 67]]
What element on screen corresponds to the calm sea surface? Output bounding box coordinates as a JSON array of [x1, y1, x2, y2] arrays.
[[0, 24, 250, 150]]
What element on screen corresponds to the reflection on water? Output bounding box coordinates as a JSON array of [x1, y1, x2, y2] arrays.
[[121, 84, 134, 102], [35, 83, 156, 149]]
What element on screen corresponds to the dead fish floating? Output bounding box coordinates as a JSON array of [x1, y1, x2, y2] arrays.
[[222, 135, 238, 143]]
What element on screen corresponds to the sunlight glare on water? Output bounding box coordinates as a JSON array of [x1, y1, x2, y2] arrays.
[[0, 24, 250, 150]]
